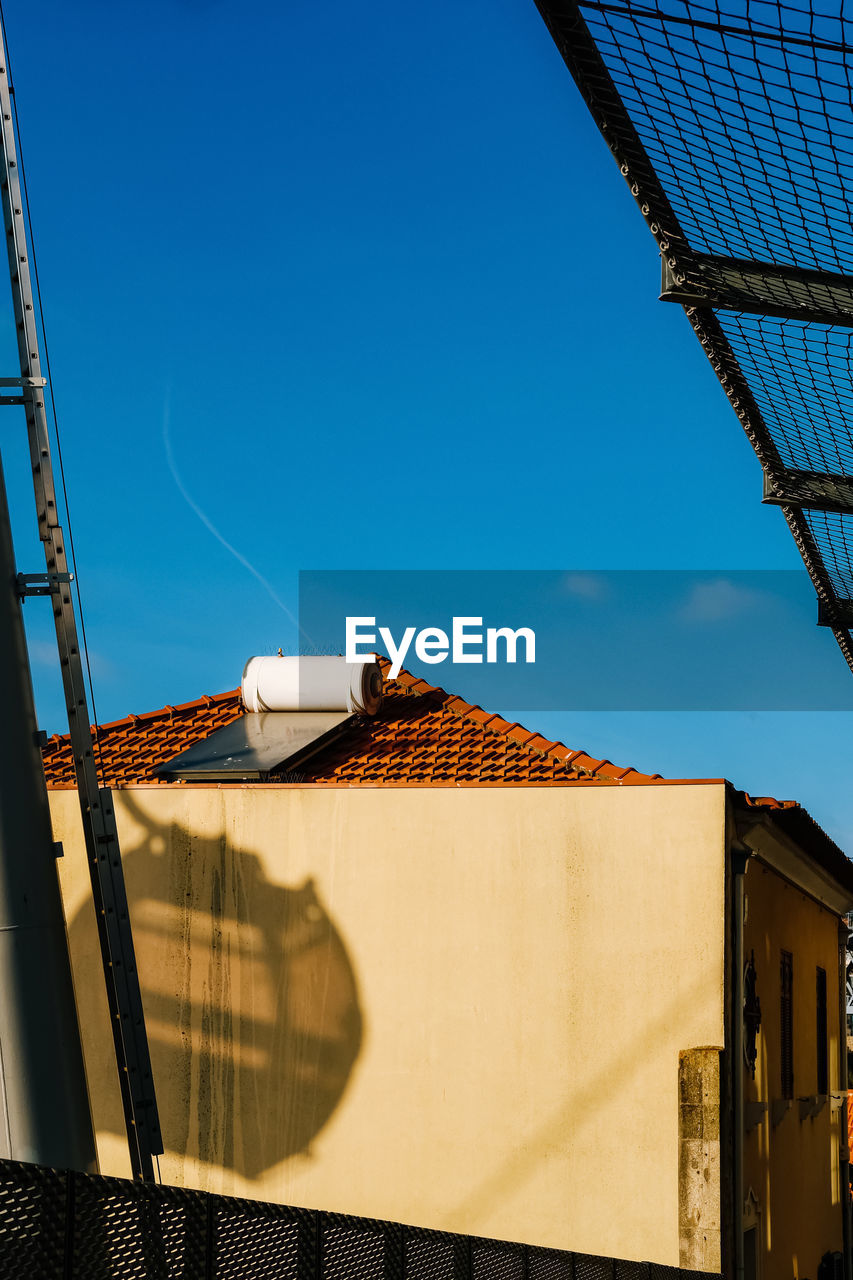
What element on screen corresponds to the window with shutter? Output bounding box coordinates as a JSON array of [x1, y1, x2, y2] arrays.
[[781, 951, 794, 1100], [817, 966, 828, 1096]]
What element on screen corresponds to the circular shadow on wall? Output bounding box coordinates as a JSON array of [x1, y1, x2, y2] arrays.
[[67, 802, 363, 1180]]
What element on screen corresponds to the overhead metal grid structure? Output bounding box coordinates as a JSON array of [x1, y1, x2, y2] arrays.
[[534, 0, 853, 671]]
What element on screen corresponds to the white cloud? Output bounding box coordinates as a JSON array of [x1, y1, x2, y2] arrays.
[[676, 578, 764, 624], [561, 572, 609, 601]]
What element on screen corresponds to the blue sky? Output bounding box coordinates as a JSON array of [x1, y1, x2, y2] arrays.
[[2, 0, 851, 848]]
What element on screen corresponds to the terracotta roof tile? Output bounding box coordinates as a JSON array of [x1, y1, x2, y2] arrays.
[[40, 671, 851, 886], [735, 789, 853, 892], [41, 660, 667, 789], [42, 689, 244, 788]]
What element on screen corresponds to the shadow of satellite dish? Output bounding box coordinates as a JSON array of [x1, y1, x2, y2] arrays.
[[67, 800, 363, 1180]]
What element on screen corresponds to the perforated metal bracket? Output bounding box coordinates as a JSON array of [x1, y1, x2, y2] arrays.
[[16, 571, 73, 598]]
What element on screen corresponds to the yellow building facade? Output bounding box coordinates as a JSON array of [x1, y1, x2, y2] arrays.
[[41, 675, 853, 1280], [739, 814, 850, 1280]]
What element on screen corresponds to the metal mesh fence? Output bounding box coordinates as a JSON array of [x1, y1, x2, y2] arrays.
[[528, 1247, 575, 1280], [0, 1160, 66, 1280], [324, 1217, 387, 1280], [211, 1194, 303, 1280], [405, 1229, 457, 1280], [573, 1256, 615, 1280], [71, 1174, 207, 1280], [578, 0, 853, 272], [0, 1159, 720, 1280], [471, 1240, 525, 1280], [616, 1262, 651, 1280], [534, 0, 853, 668]]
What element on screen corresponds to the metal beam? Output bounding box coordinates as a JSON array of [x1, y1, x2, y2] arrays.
[[534, 1, 694, 265], [0, 32, 162, 1178], [762, 469, 853, 516], [818, 599, 853, 629], [662, 254, 853, 327]]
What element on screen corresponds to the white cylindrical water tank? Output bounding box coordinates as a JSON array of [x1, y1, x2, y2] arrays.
[[242, 655, 383, 716]]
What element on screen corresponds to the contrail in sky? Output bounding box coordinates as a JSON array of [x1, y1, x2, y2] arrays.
[[162, 394, 302, 633]]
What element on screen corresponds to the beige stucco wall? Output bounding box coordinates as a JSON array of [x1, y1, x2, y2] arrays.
[[49, 782, 727, 1264], [742, 856, 845, 1280]]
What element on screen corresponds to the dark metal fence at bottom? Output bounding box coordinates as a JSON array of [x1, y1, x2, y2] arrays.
[[0, 1159, 721, 1280]]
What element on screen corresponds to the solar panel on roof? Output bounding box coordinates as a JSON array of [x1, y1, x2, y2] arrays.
[[156, 712, 353, 781]]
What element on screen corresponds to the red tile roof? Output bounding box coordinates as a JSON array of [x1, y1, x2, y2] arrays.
[[738, 791, 853, 890], [40, 664, 853, 889], [43, 689, 243, 789], [42, 663, 664, 789]]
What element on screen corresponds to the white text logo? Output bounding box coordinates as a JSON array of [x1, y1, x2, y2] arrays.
[[346, 617, 536, 680]]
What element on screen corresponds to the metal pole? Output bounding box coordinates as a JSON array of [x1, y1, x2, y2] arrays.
[[0, 20, 161, 1178], [732, 849, 747, 1280], [0, 451, 97, 1170], [838, 919, 851, 1280]]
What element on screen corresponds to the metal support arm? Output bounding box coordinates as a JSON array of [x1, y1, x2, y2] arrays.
[[662, 254, 853, 328], [762, 470, 853, 517]]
